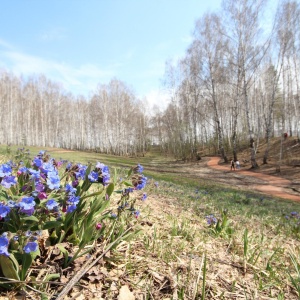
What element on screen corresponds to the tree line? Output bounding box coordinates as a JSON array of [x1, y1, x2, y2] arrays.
[[0, 73, 148, 156], [156, 0, 300, 167]]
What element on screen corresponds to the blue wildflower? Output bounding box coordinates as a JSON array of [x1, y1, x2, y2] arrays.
[[7, 160, 15, 167], [0, 236, 9, 256], [7, 200, 17, 208], [133, 175, 147, 190], [41, 161, 55, 174], [141, 193, 147, 201], [0, 204, 10, 218], [96, 162, 107, 171], [47, 171, 60, 190], [124, 187, 134, 194], [0, 164, 12, 177], [88, 171, 99, 182], [134, 164, 144, 173], [68, 195, 80, 205], [65, 183, 76, 195], [67, 204, 77, 213], [95, 162, 110, 185], [66, 162, 72, 171], [18, 166, 28, 174], [134, 210, 140, 218], [28, 168, 41, 181], [46, 199, 58, 210], [18, 197, 36, 215], [35, 182, 45, 193], [25, 230, 32, 237], [205, 214, 217, 226], [33, 157, 43, 168], [23, 242, 38, 253], [111, 213, 117, 219], [75, 164, 87, 180], [102, 171, 110, 185], [1, 176, 17, 188]]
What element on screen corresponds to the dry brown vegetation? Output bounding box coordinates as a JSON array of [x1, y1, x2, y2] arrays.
[[2, 140, 300, 300]]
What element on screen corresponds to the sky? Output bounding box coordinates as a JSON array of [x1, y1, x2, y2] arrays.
[[0, 0, 222, 109]]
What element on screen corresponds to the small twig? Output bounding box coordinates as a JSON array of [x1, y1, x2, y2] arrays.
[[55, 227, 133, 300], [0, 277, 50, 297]]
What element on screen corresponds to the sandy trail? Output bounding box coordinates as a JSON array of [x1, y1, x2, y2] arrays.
[[207, 156, 300, 202]]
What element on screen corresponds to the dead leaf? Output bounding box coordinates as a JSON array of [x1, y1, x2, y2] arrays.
[[110, 282, 118, 291], [149, 270, 165, 282], [117, 285, 135, 300]]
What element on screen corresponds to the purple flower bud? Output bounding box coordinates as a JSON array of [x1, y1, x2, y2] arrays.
[[95, 223, 102, 230]]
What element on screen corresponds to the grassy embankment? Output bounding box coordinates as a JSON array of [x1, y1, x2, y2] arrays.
[[0, 144, 300, 299]]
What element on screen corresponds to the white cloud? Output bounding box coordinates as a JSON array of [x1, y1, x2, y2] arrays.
[[0, 45, 116, 96], [143, 89, 170, 112]]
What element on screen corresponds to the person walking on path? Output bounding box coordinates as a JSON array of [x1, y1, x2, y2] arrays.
[[230, 159, 235, 171]]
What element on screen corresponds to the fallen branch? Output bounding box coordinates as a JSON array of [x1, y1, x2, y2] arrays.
[[55, 226, 133, 300]]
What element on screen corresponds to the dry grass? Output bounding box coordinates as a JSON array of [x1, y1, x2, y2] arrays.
[[1, 142, 300, 299], [122, 195, 299, 300], [50, 190, 299, 300]]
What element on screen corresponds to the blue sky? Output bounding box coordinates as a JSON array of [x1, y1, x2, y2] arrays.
[[0, 0, 222, 109]]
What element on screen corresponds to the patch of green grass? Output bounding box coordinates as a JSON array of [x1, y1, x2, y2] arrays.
[[1, 144, 300, 298], [1, 144, 299, 229]]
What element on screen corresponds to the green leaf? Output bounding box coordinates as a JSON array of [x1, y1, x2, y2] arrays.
[[23, 216, 39, 222], [123, 181, 133, 187], [0, 255, 20, 281], [43, 273, 60, 281], [9, 253, 20, 273], [106, 183, 115, 197], [20, 253, 33, 281], [9, 186, 18, 196], [43, 221, 62, 230], [41, 294, 49, 300], [127, 168, 133, 177], [57, 244, 69, 262]]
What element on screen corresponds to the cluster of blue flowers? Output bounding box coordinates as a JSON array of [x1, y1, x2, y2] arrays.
[[88, 162, 110, 185], [0, 231, 39, 257], [114, 164, 148, 219], [0, 151, 112, 255], [0, 149, 152, 290]]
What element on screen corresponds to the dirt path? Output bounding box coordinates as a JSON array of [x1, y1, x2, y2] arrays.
[[207, 156, 300, 202]]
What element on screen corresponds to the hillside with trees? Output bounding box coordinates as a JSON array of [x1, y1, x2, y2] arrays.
[[0, 0, 299, 168]]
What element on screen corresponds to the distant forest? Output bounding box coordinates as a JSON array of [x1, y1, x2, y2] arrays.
[[0, 0, 299, 168]]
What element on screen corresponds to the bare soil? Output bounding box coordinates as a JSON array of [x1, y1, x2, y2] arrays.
[[168, 137, 300, 203]]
